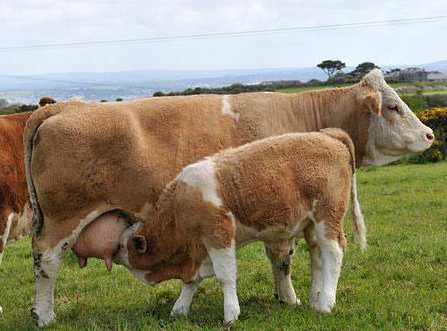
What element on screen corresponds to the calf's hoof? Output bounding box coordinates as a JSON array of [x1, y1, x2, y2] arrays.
[[275, 291, 301, 306], [31, 307, 56, 328]]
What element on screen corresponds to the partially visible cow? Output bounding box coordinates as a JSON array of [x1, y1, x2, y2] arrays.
[[115, 129, 365, 325], [0, 112, 33, 265], [24, 70, 434, 327]]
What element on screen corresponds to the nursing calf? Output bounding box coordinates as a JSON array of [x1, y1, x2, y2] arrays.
[[116, 129, 366, 325]]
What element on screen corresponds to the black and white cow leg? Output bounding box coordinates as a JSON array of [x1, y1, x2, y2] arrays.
[[31, 236, 69, 327], [265, 239, 300, 305]]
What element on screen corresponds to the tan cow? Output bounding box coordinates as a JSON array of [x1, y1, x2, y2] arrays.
[[24, 70, 433, 327], [115, 129, 365, 325]]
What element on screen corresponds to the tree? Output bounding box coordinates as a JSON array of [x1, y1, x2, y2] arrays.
[[317, 60, 346, 79], [351, 62, 380, 77]]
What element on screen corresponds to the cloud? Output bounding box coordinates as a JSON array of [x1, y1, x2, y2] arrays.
[[0, 0, 446, 74]]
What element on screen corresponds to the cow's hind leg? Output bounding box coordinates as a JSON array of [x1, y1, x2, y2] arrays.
[[31, 233, 69, 327], [265, 239, 300, 305], [31, 212, 100, 327]]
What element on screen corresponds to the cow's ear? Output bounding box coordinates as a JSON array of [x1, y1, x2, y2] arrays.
[[362, 92, 381, 115], [132, 235, 147, 254]]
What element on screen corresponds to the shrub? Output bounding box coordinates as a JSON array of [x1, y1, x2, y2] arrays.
[[409, 108, 447, 163]]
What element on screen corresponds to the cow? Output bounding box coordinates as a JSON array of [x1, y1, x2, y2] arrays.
[[114, 129, 365, 325], [0, 112, 33, 267], [24, 69, 434, 327]]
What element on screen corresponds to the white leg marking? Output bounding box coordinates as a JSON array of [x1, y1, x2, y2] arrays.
[[313, 222, 343, 313], [206, 241, 240, 325], [0, 213, 14, 264]]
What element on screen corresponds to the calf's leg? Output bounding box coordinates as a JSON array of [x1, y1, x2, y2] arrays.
[[205, 242, 240, 325], [312, 222, 344, 313], [171, 258, 214, 317], [304, 225, 323, 309], [265, 239, 300, 305]]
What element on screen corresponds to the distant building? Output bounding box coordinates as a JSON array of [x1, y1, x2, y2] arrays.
[[386, 67, 447, 82], [399, 67, 428, 81]]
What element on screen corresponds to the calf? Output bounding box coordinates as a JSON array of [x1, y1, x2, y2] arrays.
[[116, 128, 366, 325]]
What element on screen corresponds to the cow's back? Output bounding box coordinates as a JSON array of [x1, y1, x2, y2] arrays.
[[30, 97, 241, 222]]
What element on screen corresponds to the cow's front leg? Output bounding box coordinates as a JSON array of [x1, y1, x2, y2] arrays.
[[265, 239, 300, 305], [206, 242, 240, 326], [31, 235, 68, 327]]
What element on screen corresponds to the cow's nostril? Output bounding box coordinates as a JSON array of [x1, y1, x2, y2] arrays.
[[426, 133, 434, 141]]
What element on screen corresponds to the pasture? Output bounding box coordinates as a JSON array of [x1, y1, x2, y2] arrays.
[[0, 162, 446, 330]]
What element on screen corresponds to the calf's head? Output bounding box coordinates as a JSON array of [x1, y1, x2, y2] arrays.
[[359, 69, 434, 166], [114, 222, 159, 284]]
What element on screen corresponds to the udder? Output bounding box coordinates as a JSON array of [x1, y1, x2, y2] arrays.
[[72, 212, 130, 271]]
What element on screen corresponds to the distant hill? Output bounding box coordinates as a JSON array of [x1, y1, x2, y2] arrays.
[[423, 60, 447, 73], [1, 61, 445, 104]]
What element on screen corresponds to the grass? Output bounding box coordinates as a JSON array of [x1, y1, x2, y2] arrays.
[[1, 162, 447, 330]]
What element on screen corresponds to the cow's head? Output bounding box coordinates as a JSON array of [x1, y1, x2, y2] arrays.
[[359, 69, 434, 166]]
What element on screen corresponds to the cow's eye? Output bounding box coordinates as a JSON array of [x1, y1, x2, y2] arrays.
[[388, 105, 399, 112]]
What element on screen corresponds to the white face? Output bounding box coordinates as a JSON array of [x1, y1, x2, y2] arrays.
[[363, 70, 434, 166]]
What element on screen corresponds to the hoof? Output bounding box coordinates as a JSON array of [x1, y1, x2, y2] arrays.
[[170, 305, 189, 318], [224, 303, 240, 327]]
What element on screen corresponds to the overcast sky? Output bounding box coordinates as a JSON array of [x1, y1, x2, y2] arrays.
[[0, 0, 446, 75]]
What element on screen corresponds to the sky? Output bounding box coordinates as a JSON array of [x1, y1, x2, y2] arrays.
[[0, 0, 446, 75]]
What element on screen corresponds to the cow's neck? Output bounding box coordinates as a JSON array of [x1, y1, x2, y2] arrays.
[[287, 85, 370, 166]]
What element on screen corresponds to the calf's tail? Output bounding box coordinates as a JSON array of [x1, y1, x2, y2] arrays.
[[350, 173, 367, 251]]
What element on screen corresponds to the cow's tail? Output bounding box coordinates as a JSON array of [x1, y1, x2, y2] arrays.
[[24, 104, 64, 237], [320, 128, 367, 251]]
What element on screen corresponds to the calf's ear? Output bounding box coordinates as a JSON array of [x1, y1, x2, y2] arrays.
[[361, 92, 381, 116], [132, 235, 148, 254]]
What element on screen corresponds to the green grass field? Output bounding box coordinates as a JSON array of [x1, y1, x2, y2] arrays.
[[1, 162, 446, 330]]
